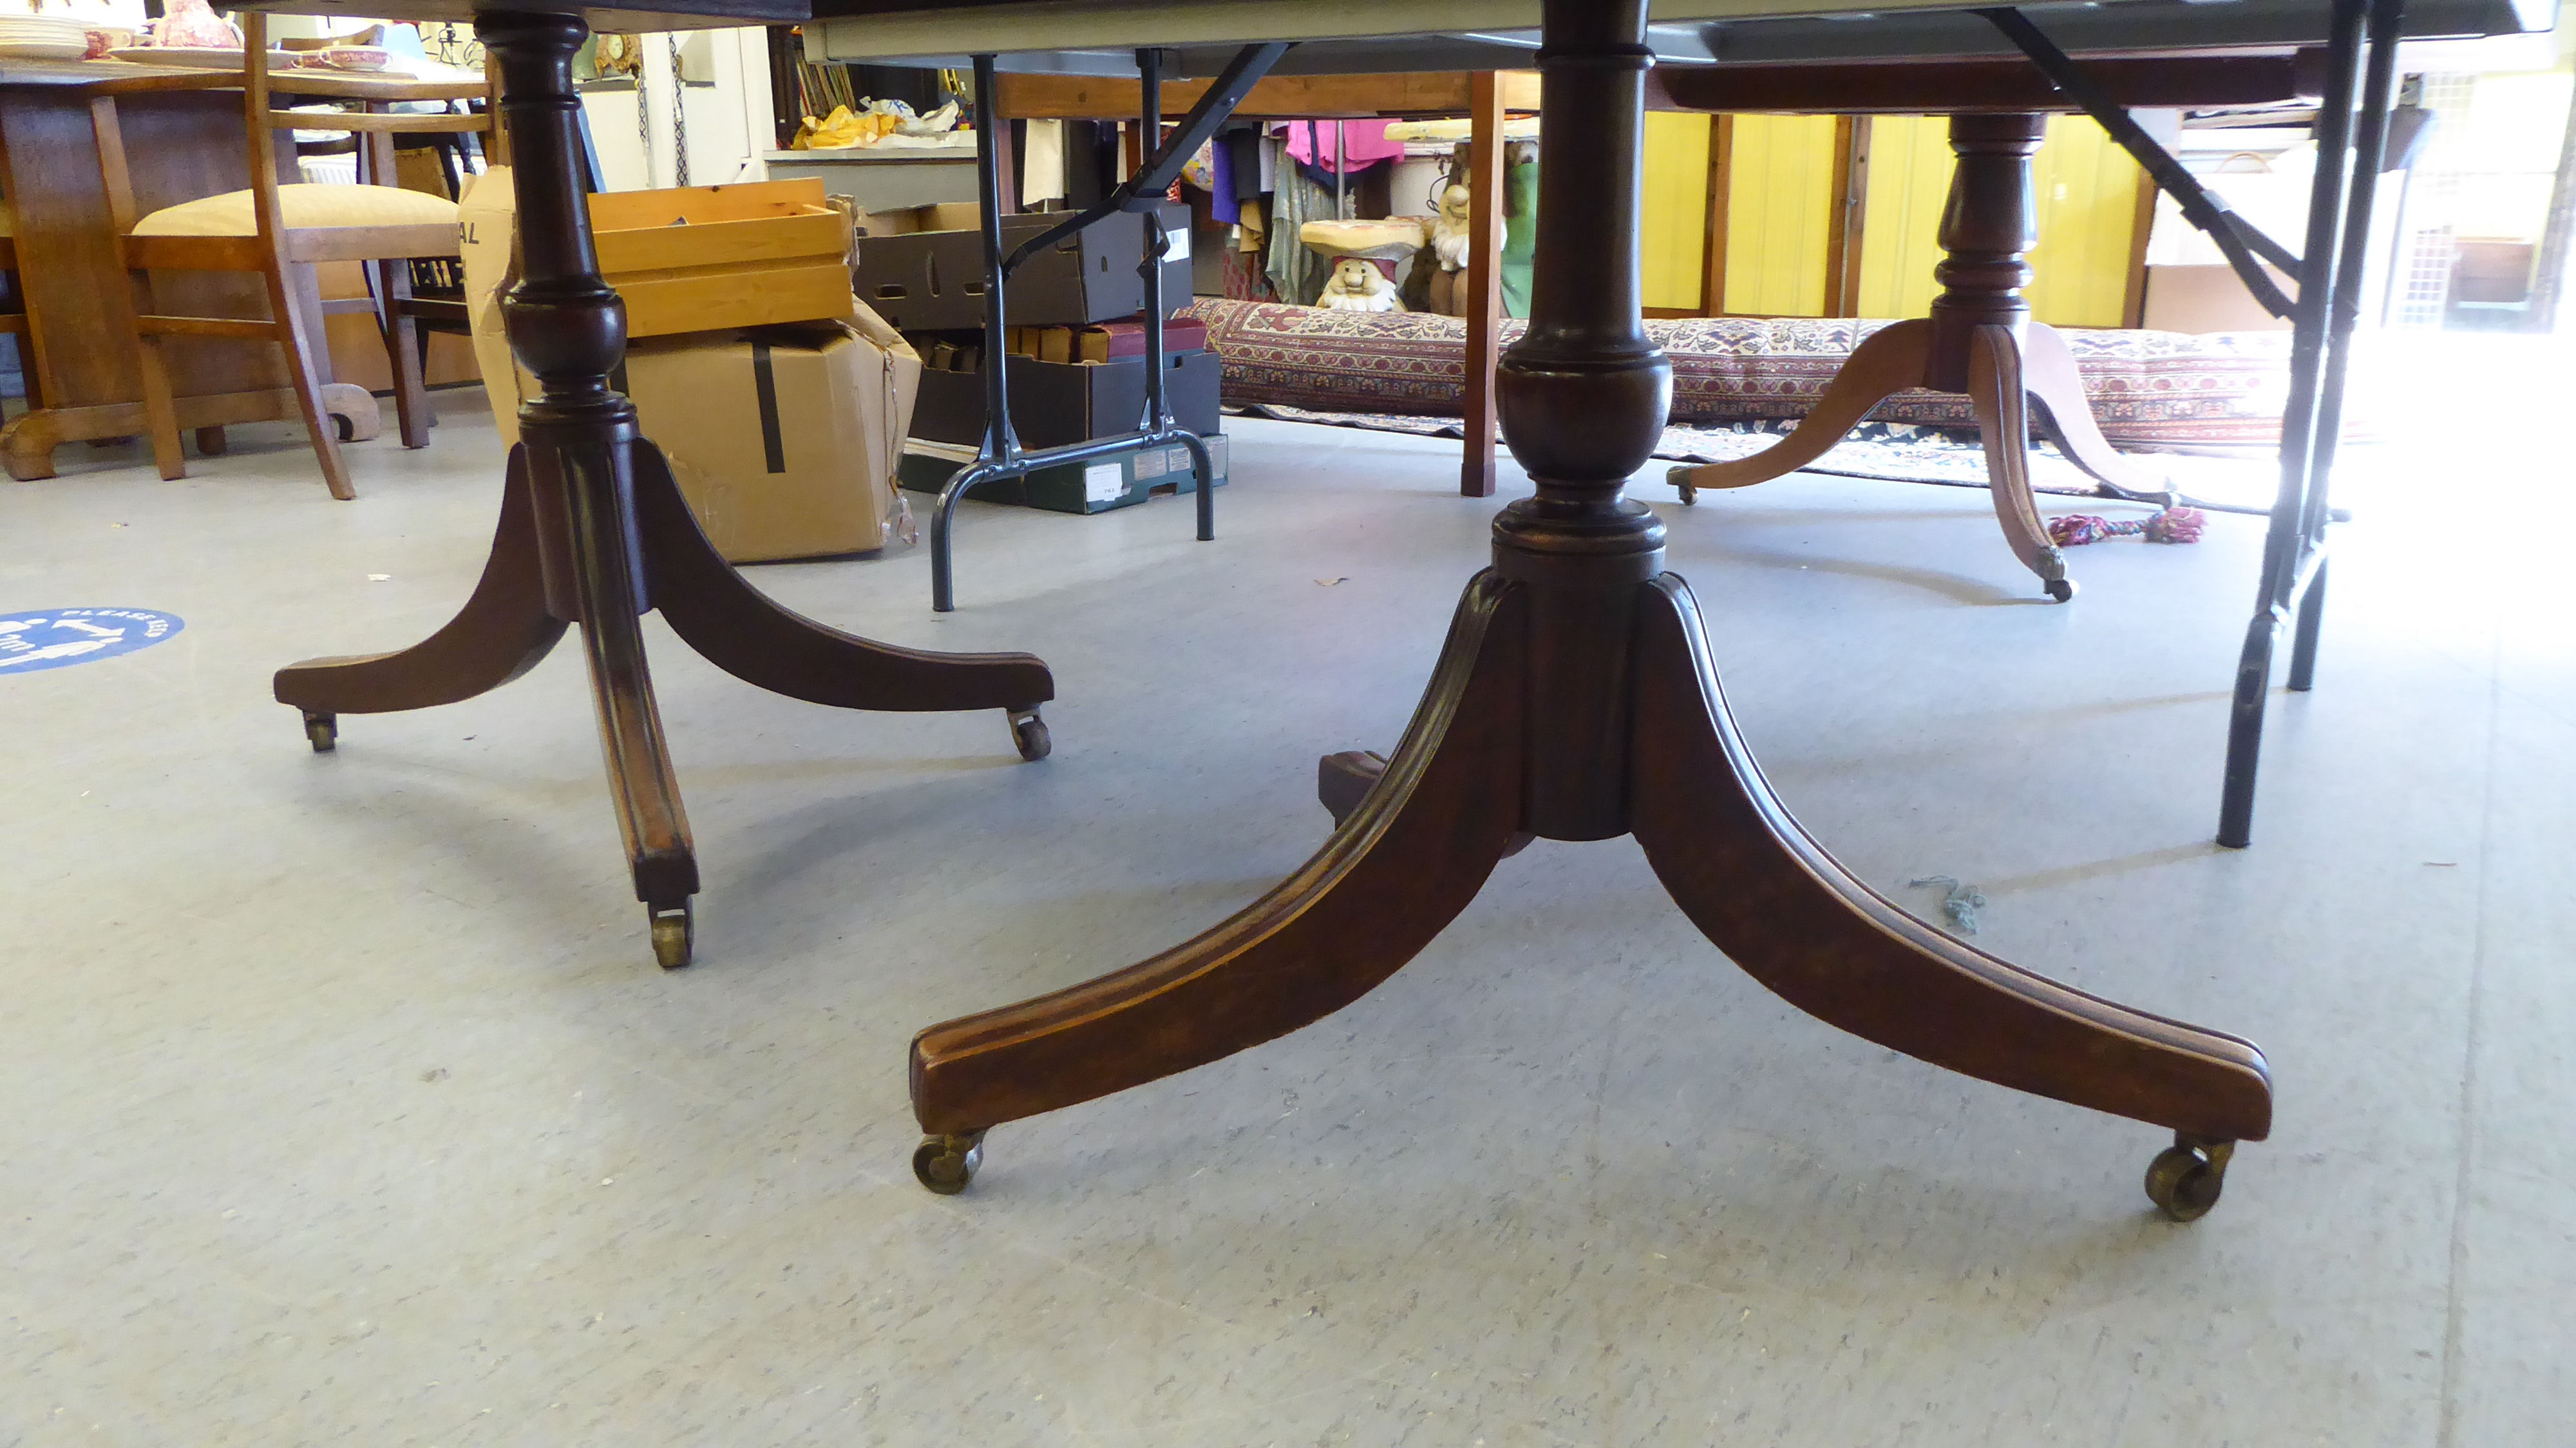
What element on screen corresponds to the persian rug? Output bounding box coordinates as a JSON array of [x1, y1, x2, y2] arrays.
[[1233, 403, 2289, 513], [1189, 298, 2309, 450]]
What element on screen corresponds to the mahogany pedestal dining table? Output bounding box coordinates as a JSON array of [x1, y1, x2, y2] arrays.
[[231, 0, 2293, 1222], [812, 0, 2309, 1221], [248, 0, 2544, 1221], [249, 0, 1061, 978], [0, 59, 484, 481]]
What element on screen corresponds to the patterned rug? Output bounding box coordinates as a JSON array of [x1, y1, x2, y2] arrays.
[[1235, 403, 2288, 514], [1193, 298, 2309, 450]]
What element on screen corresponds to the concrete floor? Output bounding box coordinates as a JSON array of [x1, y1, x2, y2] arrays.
[[3, 337, 2570, 1446]]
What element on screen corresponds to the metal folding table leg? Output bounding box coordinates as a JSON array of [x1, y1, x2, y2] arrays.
[[926, 44, 1287, 613], [2217, 0, 2404, 848]]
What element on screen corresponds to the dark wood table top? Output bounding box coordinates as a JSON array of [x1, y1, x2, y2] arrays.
[[802, 0, 2547, 75]]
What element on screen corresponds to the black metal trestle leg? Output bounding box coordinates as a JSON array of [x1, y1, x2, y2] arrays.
[[927, 44, 1287, 612], [2215, 0, 2403, 849]]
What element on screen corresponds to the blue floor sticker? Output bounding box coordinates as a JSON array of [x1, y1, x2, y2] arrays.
[[0, 609, 184, 675]]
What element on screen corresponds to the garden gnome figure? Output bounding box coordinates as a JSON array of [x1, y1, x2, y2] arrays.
[[1317, 255, 1406, 312], [1426, 179, 1474, 316]]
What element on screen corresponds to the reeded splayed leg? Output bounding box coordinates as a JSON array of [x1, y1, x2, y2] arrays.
[[1965, 325, 2074, 600], [906, 576, 1531, 1186], [271, 445, 567, 752], [1663, 319, 1931, 502], [2020, 321, 2175, 503], [629, 441, 1056, 757], [488, 9, 697, 968], [1625, 573, 2273, 1152]]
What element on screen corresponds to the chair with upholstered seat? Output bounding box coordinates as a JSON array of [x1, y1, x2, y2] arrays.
[[95, 15, 488, 499]]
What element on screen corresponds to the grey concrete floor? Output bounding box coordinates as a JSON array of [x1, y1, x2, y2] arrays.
[[3, 335, 2571, 1447]]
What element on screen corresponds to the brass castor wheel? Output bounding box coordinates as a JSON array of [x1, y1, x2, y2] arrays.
[[302, 710, 337, 754], [2144, 1133, 2235, 1222], [1009, 708, 1050, 762], [649, 902, 694, 970], [913, 1130, 987, 1195], [2044, 577, 2077, 604]]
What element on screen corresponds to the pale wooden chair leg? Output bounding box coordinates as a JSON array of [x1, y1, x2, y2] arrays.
[[375, 258, 431, 448], [133, 333, 186, 481], [124, 268, 188, 481], [263, 257, 354, 500]]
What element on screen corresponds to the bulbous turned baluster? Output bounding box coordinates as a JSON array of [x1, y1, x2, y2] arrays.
[[1925, 112, 2045, 393]]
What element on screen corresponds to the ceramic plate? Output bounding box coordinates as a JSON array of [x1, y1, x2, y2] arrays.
[[0, 40, 90, 60], [109, 46, 294, 68], [294, 46, 390, 71]]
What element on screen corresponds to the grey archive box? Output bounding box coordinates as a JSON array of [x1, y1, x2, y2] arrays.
[[853, 201, 1193, 332]]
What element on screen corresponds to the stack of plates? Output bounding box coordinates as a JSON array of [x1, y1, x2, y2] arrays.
[[0, 14, 92, 62]]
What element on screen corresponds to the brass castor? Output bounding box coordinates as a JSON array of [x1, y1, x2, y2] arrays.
[[913, 1130, 987, 1195], [1009, 708, 1050, 762], [302, 710, 337, 754], [650, 902, 694, 970], [2144, 1133, 2235, 1222], [2043, 577, 2077, 604], [1665, 466, 1699, 506]]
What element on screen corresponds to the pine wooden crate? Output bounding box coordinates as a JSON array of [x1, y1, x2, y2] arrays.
[[587, 179, 854, 339]]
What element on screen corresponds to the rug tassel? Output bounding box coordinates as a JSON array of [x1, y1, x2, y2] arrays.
[[2047, 506, 2207, 548]]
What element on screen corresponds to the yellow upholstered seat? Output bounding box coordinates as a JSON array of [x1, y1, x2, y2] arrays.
[[132, 182, 459, 240]]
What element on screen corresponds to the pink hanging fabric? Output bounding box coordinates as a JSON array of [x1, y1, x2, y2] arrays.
[[1280, 119, 1405, 173]]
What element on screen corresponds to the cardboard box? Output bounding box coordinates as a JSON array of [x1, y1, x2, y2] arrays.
[[853, 201, 1191, 332], [2139, 263, 2294, 334], [459, 169, 860, 444], [909, 348, 1222, 450], [1079, 314, 1208, 362], [857, 201, 983, 236], [898, 433, 1228, 515], [618, 312, 923, 562]]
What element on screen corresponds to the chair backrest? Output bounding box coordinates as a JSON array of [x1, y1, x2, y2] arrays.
[[238, 14, 499, 236]]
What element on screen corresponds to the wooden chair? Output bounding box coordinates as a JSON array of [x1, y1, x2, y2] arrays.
[[95, 15, 489, 499]]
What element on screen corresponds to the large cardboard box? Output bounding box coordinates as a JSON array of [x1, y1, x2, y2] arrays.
[[459, 169, 860, 446], [853, 201, 1191, 332], [910, 349, 1221, 450], [618, 315, 922, 562]]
